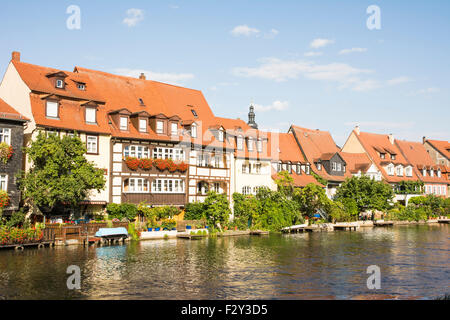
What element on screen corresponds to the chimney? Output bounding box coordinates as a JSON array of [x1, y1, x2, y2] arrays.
[[388, 133, 394, 145], [11, 51, 20, 62], [139, 73, 146, 80], [355, 125, 360, 135]]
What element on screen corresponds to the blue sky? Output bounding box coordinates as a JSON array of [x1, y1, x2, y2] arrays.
[[1, 0, 449, 145]]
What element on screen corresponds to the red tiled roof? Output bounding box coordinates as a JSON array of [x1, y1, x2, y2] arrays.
[[353, 131, 418, 183], [426, 139, 450, 160], [340, 152, 372, 174], [396, 140, 449, 184], [0, 97, 29, 122], [290, 125, 351, 182]]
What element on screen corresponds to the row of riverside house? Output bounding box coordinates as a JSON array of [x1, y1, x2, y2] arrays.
[[0, 52, 448, 218]]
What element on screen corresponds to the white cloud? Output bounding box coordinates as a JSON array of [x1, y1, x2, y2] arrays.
[[339, 48, 368, 55], [123, 8, 144, 27], [254, 100, 289, 112], [169, 5, 179, 9], [231, 25, 260, 37], [387, 76, 412, 86], [304, 51, 323, 57], [264, 29, 279, 39], [114, 68, 194, 86], [310, 38, 335, 49], [416, 87, 440, 94]]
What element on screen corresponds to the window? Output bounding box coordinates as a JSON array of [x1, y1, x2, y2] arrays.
[[337, 163, 342, 172], [171, 123, 178, 136], [255, 163, 262, 174], [287, 163, 292, 173], [257, 139, 263, 153], [156, 121, 164, 134], [124, 178, 150, 193], [277, 162, 282, 172], [242, 186, 251, 195], [139, 119, 147, 133], [296, 164, 302, 175], [332, 162, 337, 171], [237, 136, 243, 150], [152, 179, 185, 193], [138, 98, 144, 105], [197, 153, 210, 167], [46, 101, 58, 118], [218, 130, 224, 142], [85, 107, 96, 124], [120, 117, 128, 130], [305, 165, 311, 175], [242, 164, 248, 174], [86, 136, 98, 154], [56, 79, 64, 89], [191, 124, 197, 138], [406, 167, 413, 177], [396, 166, 403, 176], [213, 182, 221, 193], [316, 163, 322, 171], [380, 153, 386, 159], [391, 154, 396, 160], [197, 181, 209, 195], [77, 83, 86, 91], [247, 138, 254, 151], [437, 169, 442, 178], [213, 155, 223, 168], [423, 169, 427, 177], [124, 146, 150, 159], [430, 170, 434, 177], [0, 128, 11, 144], [387, 164, 394, 176], [153, 147, 184, 160], [0, 174, 7, 191], [191, 109, 198, 117], [343, 165, 346, 173]]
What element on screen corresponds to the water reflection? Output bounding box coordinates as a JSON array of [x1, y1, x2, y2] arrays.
[[0, 225, 448, 300]]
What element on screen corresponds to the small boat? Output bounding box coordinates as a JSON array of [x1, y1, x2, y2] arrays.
[[95, 227, 129, 239]]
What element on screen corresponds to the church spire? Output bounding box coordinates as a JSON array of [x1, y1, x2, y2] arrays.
[[247, 103, 258, 129]]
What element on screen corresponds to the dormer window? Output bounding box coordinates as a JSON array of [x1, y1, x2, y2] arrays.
[[257, 139, 262, 153], [139, 98, 144, 105], [391, 154, 396, 160], [85, 107, 96, 124], [396, 166, 403, 176], [171, 123, 178, 136], [380, 153, 386, 159], [437, 169, 442, 178], [296, 164, 302, 174], [218, 130, 224, 142], [305, 165, 311, 175], [423, 168, 427, 177], [156, 121, 164, 134], [46, 100, 59, 118], [316, 162, 322, 171], [288, 163, 292, 174], [56, 79, 65, 89], [77, 83, 86, 91], [248, 137, 254, 151], [237, 135, 243, 150], [191, 109, 198, 117], [191, 124, 197, 138], [406, 166, 413, 177], [430, 169, 434, 177], [387, 164, 394, 176], [120, 117, 128, 131], [139, 119, 147, 133]]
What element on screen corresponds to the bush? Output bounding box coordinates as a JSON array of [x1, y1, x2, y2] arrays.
[[106, 203, 138, 221], [329, 201, 354, 222], [184, 202, 204, 220], [233, 193, 258, 230], [128, 223, 140, 241], [161, 218, 176, 230], [203, 192, 231, 228]]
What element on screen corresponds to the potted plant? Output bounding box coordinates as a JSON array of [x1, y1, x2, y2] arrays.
[[125, 157, 140, 170], [0, 142, 13, 164], [186, 225, 192, 230], [139, 158, 153, 170]]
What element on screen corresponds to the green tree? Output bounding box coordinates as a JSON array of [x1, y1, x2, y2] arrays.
[[232, 193, 258, 229], [184, 202, 205, 220], [19, 132, 106, 214], [106, 203, 138, 221], [293, 183, 331, 219], [203, 191, 231, 227], [335, 176, 394, 213], [274, 171, 295, 197]]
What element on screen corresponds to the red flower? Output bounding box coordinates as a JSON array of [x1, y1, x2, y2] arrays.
[[125, 157, 140, 170], [139, 158, 153, 170], [177, 162, 188, 172]]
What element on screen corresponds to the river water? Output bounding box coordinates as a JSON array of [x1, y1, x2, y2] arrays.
[[0, 224, 448, 300]]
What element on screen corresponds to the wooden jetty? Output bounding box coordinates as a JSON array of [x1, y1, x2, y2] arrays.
[[373, 220, 394, 227], [177, 233, 207, 240], [250, 230, 269, 235], [281, 224, 308, 233], [438, 218, 450, 224], [333, 222, 359, 231], [0, 242, 54, 251]]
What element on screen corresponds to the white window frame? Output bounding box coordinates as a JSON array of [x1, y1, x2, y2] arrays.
[[124, 178, 150, 193], [191, 124, 197, 138], [171, 123, 178, 136], [86, 135, 98, 154], [139, 119, 147, 133], [120, 117, 128, 131], [437, 169, 442, 178], [257, 139, 263, 153], [237, 135, 243, 150], [337, 163, 342, 172], [124, 145, 150, 159], [247, 138, 254, 152], [406, 166, 413, 177], [85, 107, 96, 124], [156, 121, 164, 134], [0, 174, 8, 191], [152, 179, 185, 194], [430, 169, 434, 177], [387, 164, 394, 176], [153, 147, 184, 160], [332, 162, 337, 171], [218, 130, 224, 142], [56, 79, 64, 89], [46, 101, 58, 118], [422, 169, 427, 177], [396, 166, 403, 177], [0, 128, 11, 145]]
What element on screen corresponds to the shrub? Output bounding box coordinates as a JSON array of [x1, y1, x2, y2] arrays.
[[106, 203, 138, 221], [128, 223, 139, 241], [184, 202, 205, 220], [329, 201, 354, 222], [203, 192, 231, 228]]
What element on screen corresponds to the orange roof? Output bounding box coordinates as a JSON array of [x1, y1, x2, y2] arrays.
[[275, 132, 307, 163], [353, 131, 418, 183], [340, 152, 372, 174], [0, 97, 29, 122], [396, 140, 449, 184], [426, 139, 450, 160], [271, 170, 323, 188], [290, 125, 351, 182]]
